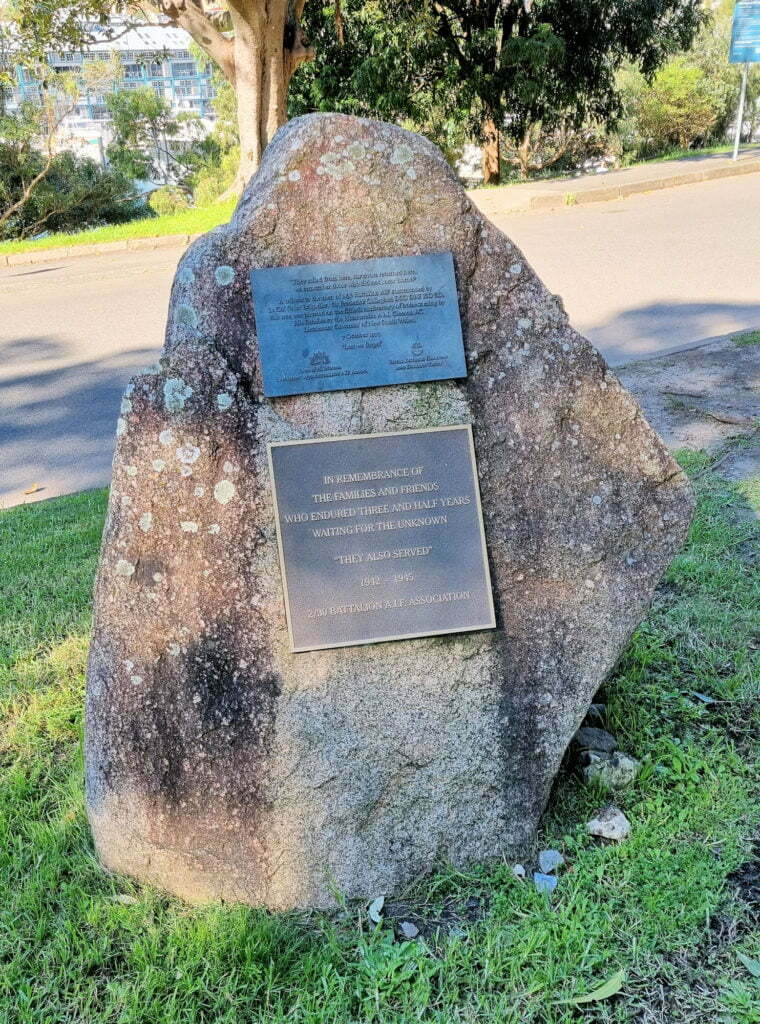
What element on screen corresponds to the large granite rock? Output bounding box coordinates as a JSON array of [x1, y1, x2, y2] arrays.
[[85, 114, 693, 909]]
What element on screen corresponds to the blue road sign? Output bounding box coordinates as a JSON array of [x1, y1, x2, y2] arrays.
[[730, 1, 760, 63]]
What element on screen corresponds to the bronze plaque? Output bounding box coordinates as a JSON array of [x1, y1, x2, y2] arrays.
[[251, 253, 466, 397], [268, 425, 495, 652]]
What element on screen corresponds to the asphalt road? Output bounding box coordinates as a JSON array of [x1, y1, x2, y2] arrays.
[[503, 173, 760, 365], [2, 173, 759, 508]]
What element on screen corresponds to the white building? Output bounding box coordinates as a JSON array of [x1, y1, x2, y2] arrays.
[[7, 21, 217, 164]]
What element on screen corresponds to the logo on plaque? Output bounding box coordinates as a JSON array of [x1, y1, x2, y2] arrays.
[[267, 425, 495, 652], [251, 253, 466, 398]]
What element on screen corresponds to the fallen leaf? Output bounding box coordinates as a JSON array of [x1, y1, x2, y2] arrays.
[[557, 969, 625, 1005], [737, 952, 760, 979], [23, 483, 42, 495], [367, 896, 385, 923]]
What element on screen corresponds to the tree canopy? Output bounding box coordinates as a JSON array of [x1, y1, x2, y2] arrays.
[[4, 0, 708, 187], [293, 0, 708, 182]]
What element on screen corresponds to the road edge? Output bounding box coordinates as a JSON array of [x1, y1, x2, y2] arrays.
[[0, 232, 205, 268], [469, 154, 760, 217], [3, 153, 760, 269]]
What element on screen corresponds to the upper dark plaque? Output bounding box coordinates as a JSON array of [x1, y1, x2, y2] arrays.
[[251, 253, 466, 397], [268, 425, 495, 652]]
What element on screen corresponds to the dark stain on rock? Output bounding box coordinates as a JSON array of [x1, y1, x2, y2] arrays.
[[186, 625, 280, 746], [134, 557, 166, 587], [95, 618, 280, 818]]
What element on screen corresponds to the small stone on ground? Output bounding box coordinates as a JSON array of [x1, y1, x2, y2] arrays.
[[583, 752, 641, 789], [538, 849, 565, 874], [574, 726, 618, 753], [533, 872, 559, 894], [587, 806, 632, 842]]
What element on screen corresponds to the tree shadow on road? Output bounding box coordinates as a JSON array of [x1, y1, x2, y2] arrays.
[[588, 300, 760, 366], [0, 337, 159, 507]]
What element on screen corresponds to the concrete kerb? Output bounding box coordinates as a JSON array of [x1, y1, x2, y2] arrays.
[[3, 155, 760, 268], [2, 232, 195, 267], [470, 155, 760, 217]]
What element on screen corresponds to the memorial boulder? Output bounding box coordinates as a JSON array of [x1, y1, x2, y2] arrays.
[[85, 113, 693, 909]]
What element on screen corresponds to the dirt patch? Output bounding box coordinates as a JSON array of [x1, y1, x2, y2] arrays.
[[382, 894, 489, 945], [727, 843, 760, 917], [617, 336, 759, 466]]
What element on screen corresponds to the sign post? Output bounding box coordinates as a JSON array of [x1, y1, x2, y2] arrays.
[[733, 63, 750, 161], [730, 1, 760, 160]]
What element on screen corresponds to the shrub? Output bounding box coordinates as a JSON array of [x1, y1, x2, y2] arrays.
[[192, 146, 240, 206], [0, 144, 139, 241], [501, 120, 609, 179], [621, 59, 720, 157], [148, 185, 191, 217]]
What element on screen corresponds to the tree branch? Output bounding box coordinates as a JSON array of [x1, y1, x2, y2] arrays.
[[0, 146, 55, 229], [432, 4, 472, 75], [148, 1, 236, 84], [0, 92, 75, 230]]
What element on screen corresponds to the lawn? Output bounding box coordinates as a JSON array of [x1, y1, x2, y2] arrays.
[[0, 448, 758, 1023], [634, 142, 759, 165], [734, 331, 760, 348], [0, 201, 236, 257]]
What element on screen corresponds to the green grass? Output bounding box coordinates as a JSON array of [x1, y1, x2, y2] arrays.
[[734, 330, 760, 348], [1, 449, 758, 1023], [634, 142, 758, 165], [0, 201, 236, 256], [474, 142, 760, 189]]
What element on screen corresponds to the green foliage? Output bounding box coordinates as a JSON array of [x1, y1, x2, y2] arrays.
[[621, 59, 720, 154], [614, 3, 760, 161], [687, 0, 760, 141], [201, 53, 239, 152], [291, 0, 706, 181], [0, 446, 757, 1022], [501, 120, 609, 179], [423, 0, 706, 141], [0, 57, 131, 236], [185, 47, 241, 205], [734, 330, 760, 348], [1, 2, 131, 76], [0, 200, 235, 255], [192, 145, 240, 206], [105, 87, 202, 186], [148, 185, 190, 217], [290, 1, 433, 124], [0, 108, 137, 241]]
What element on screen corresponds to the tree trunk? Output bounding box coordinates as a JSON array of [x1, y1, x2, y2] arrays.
[[482, 117, 501, 185], [227, 2, 314, 195], [169, 1, 315, 198], [517, 126, 532, 180]]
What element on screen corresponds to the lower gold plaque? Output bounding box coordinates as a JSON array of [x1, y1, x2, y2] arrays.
[[268, 425, 495, 652]]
